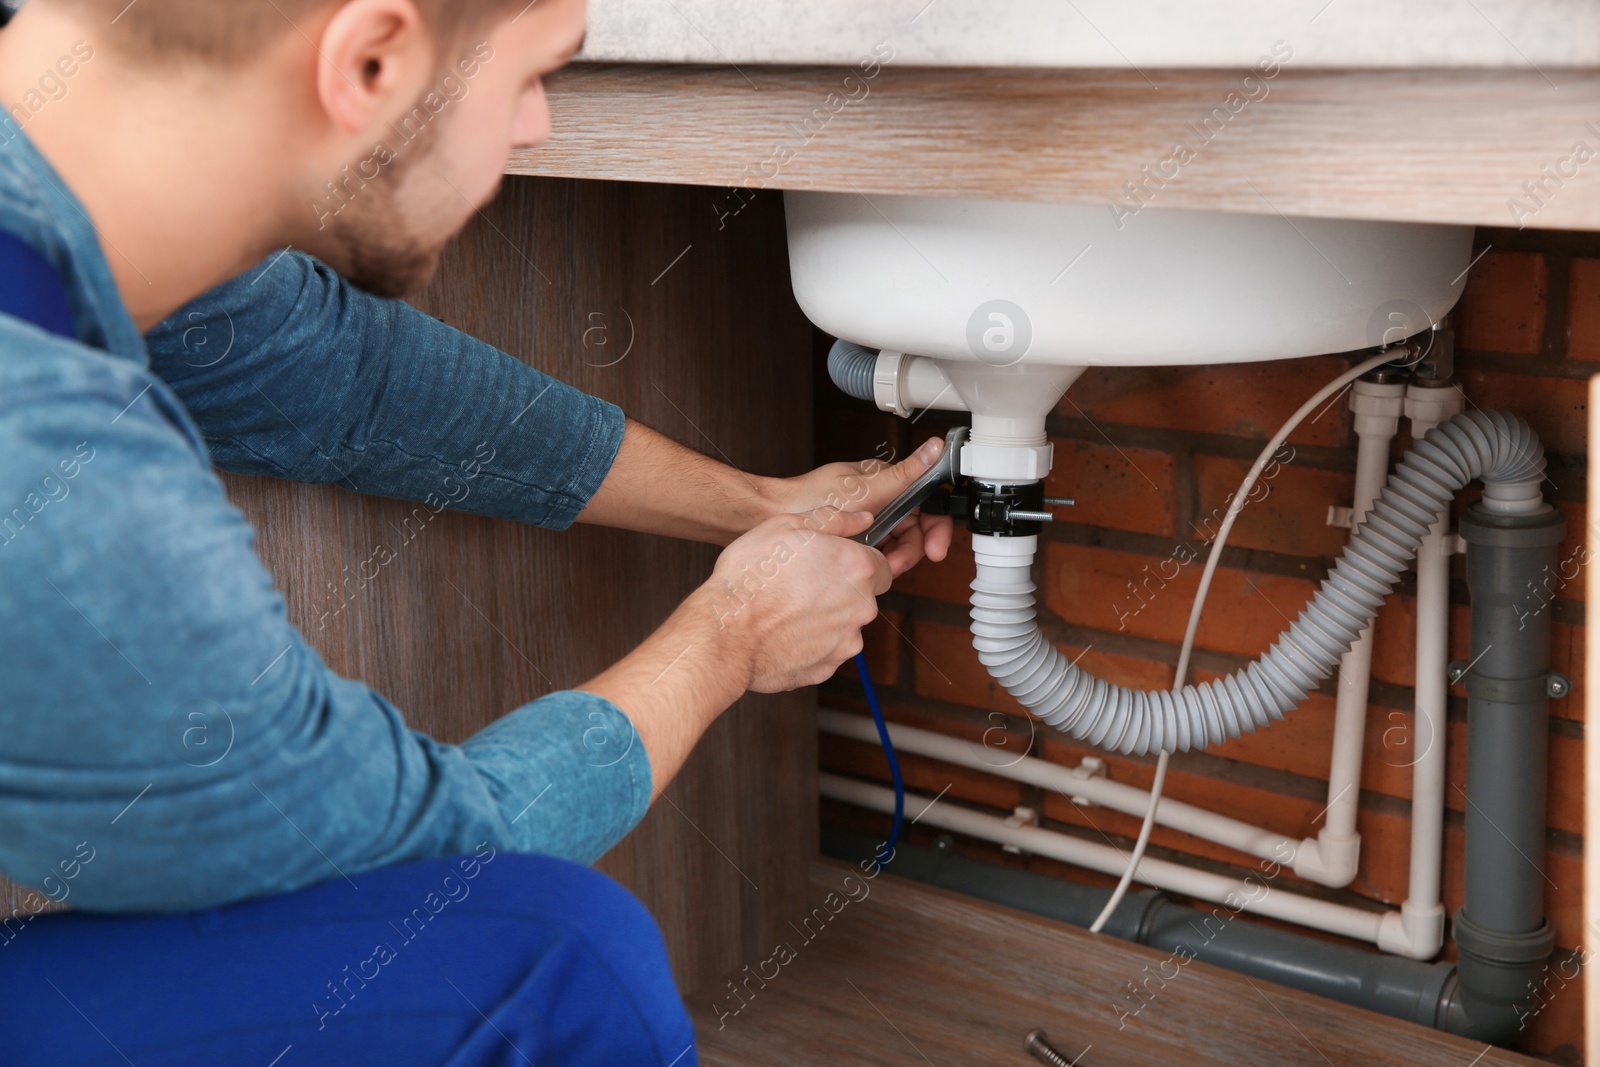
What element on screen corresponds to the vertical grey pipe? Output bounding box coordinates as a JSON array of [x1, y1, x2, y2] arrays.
[[1443, 502, 1565, 1044]]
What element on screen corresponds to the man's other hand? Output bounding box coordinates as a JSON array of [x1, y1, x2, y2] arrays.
[[769, 437, 954, 578]]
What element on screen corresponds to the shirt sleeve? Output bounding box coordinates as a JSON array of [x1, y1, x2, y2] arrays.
[[141, 252, 625, 531], [0, 343, 652, 914]]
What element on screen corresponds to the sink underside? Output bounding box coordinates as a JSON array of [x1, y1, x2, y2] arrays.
[[784, 192, 1474, 367]]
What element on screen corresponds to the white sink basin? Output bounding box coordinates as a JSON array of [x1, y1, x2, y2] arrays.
[[784, 192, 1473, 367]]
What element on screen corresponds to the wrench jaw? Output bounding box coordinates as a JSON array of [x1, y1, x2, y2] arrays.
[[852, 426, 969, 548]]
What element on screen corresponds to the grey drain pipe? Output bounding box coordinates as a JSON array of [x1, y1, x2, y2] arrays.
[[822, 828, 1456, 1027], [1442, 503, 1566, 1044]]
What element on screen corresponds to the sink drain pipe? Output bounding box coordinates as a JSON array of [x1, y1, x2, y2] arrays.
[[828, 344, 1563, 1044], [967, 409, 1548, 757]]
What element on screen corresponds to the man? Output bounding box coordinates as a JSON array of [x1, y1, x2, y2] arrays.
[[0, 0, 951, 1062]]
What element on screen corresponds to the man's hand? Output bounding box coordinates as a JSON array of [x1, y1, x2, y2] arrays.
[[579, 506, 892, 798], [580, 420, 954, 579], [769, 436, 955, 578], [705, 507, 891, 691]]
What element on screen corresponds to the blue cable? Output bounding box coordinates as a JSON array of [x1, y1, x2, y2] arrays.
[[854, 651, 903, 870]]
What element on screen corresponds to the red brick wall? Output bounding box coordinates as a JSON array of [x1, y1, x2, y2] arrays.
[[814, 226, 1593, 1063]]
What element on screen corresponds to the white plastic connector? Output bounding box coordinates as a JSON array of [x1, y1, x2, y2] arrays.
[[960, 440, 1055, 482], [1293, 828, 1362, 888], [871, 352, 966, 418], [971, 533, 1037, 570], [1350, 379, 1406, 437], [872, 352, 909, 417], [1403, 382, 1466, 435], [1377, 901, 1447, 960], [1481, 477, 1546, 515]]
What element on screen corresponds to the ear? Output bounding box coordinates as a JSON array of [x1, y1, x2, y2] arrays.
[[315, 0, 432, 135]]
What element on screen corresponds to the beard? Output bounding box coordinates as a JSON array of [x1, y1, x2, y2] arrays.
[[316, 116, 466, 300], [325, 173, 447, 299]]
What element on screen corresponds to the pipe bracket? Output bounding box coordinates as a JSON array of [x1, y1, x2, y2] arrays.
[[1447, 663, 1569, 702]]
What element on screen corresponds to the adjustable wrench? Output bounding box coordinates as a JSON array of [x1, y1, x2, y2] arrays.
[[852, 426, 968, 548]]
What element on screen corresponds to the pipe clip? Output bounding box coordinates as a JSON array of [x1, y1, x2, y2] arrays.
[[1067, 756, 1106, 806], [1001, 806, 1040, 855], [1447, 662, 1570, 701]]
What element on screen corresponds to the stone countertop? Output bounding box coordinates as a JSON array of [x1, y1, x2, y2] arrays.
[[574, 0, 1600, 70]]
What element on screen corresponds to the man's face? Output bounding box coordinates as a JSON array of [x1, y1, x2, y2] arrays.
[[321, 0, 586, 297]]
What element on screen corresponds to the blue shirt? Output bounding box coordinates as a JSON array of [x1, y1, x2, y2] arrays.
[[0, 119, 653, 912]]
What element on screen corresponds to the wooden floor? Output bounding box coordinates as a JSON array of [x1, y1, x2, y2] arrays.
[[691, 861, 1539, 1067]]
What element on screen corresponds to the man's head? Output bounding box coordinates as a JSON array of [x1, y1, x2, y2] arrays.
[[31, 0, 585, 299]]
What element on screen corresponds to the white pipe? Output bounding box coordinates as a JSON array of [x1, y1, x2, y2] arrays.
[[820, 773, 1400, 948], [819, 709, 1296, 863], [1389, 381, 1466, 955], [1296, 378, 1406, 887], [1409, 539, 1448, 911]]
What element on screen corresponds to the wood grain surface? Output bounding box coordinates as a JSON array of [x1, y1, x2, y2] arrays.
[[263, 174, 820, 994], [694, 860, 1542, 1066], [520, 63, 1600, 230], [1, 174, 822, 997]]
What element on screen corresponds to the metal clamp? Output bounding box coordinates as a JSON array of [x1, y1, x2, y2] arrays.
[[1447, 661, 1570, 701]]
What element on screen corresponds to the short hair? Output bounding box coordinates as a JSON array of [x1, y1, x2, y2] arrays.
[[50, 0, 526, 63]]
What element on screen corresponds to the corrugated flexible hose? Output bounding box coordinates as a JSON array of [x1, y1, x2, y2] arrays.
[[972, 410, 1546, 755]]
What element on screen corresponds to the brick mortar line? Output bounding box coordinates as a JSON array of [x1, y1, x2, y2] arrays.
[[1043, 416, 1359, 467], [1039, 523, 1342, 582], [1457, 349, 1593, 383]]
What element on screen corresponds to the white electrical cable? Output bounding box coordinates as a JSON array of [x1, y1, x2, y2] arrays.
[[1086, 350, 1395, 934]]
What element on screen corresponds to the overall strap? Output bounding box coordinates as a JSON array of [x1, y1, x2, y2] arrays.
[[0, 228, 75, 340]]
